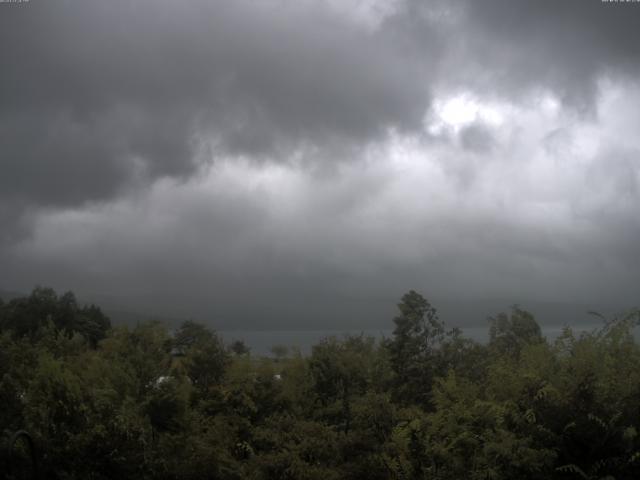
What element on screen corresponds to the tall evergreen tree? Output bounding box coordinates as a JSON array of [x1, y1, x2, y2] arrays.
[[387, 290, 444, 407]]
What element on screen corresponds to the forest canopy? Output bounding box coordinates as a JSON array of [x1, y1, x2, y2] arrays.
[[1, 287, 640, 480]]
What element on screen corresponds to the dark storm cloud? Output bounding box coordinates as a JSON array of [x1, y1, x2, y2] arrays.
[[0, 0, 431, 232], [2, 0, 640, 328], [381, 0, 640, 113], [451, 0, 640, 110], [3, 0, 640, 229], [4, 154, 637, 328]]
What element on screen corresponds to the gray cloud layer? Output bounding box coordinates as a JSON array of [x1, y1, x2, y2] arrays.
[[1, 0, 429, 227], [1, 0, 640, 328]]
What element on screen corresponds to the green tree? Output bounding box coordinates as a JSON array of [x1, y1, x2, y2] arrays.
[[489, 306, 543, 358], [309, 335, 379, 433], [249, 414, 343, 480], [270, 344, 289, 362], [144, 377, 189, 433], [387, 290, 445, 407], [230, 339, 251, 356], [175, 321, 229, 395]]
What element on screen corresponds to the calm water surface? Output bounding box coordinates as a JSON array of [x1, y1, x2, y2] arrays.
[[220, 325, 601, 356]]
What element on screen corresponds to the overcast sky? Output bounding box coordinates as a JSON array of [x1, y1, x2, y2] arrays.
[[1, 0, 639, 329]]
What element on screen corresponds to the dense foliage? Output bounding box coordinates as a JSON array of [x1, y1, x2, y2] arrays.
[[1, 288, 640, 479]]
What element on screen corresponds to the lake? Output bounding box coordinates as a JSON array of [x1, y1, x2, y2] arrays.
[[219, 324, 602, 356]]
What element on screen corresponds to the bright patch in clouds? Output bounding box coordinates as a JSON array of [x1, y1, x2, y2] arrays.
[[438, 95, 479, 127], [427, 94, 505, 136]]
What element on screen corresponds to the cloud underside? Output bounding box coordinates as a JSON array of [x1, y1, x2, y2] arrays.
[[1, 0, 639, 324]]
